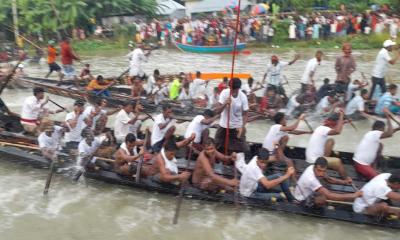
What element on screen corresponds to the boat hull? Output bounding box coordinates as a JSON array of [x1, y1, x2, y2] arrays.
[[175, 43, 247, 54]]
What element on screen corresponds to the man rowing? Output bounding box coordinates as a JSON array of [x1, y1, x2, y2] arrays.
[[353, 118, 400, 180], [294, 157, 363, 207], [86, 75, 112, 97], [76, 127, 108, 170], [148, 138, 191, 185], [184, 109, 220, 152], [316, 91, 341, 116], [262, 113, 310, 169], [239, 149, 295, 201], [215, 78, 249, 154], [300, 51, 323, 92], [114, 133, 145, 177], [375, 84, 400, 117], [305, 110, 351, 181], [353, 171, 400, 218], [114, 100, 147, 143], [192, 138, 238, 192], [38, 119, 64, 161], [262, 54, 299, 99], [345, 89, 373, 120], [259, 86, 284, 118], [64, 100, 88, 150]]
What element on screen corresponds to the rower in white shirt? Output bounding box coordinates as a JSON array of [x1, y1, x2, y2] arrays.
[[114, 100, 148, 143], [184, 109, 220, 152], [20, 87, 63, 134], [262, 113, 310, 170], [305, 110, 351, 181], [64, 100, 88, 150], [294, 157, 362, 208], [38, 119, 65, 161], [76, 127, 107, 168], [353, 171, 400, 218], [300, 51, 323, 92], [345, 89, 373, 120], [189, 71, 206, 99]]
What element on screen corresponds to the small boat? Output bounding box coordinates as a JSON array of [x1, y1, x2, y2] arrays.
[[175, 42, 247, 54]]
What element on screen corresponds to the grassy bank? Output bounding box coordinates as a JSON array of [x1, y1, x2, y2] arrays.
[[71, 32, 390, 54]]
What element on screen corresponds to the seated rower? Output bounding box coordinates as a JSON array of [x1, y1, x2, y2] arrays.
[[83, 97, 109, 134], [316, 91, 341, 116], [294, 157, 362, 207], [169, 72, 184, 101], [148, 138, 191, 185], [353, 118, 400, 180], [86, 75, 112, 97], [20, 87, 63, 134], [345, 89, 374, 120], [177, 82, 190, 102], [184, 109, 220, 153], [353, 171, 400, 218], [375, 84, 400, 117], [38, 119, 65, 161], [262, 113, 311, 171], [114, 100, 148, 143], [259, 86, 283, 118], [240, 149, 295, 201], [131, 76, 146, 98], [151, 103, 195, 153], [64, 100, 89, 150], [286, 85, 317, 118], [114, 133, 145, 177], [316, 78, 333, 102], [79, 63, 93, 81], [76, 127, 109, 170], [305, 110, 351, 181], [192, 138, 238, 192], [151, 77, 169, 105], [345, 79, 368, 102], [207, 87, 220, 109]]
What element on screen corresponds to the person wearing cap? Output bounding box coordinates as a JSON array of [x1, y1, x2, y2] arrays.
[[64, 100, 88, 150], [300, 51, 323, 92], [126, 43, 151, 78], [305, 110, 352, 182], [335, 43, 356, 91], [262, 53, 300, 99], [44, 40, 63, 83], [60, 37, 80, 82], [38, 119, 65, 161], [369, 39, 400, 99]]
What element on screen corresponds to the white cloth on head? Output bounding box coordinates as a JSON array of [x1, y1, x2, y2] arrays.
[[353, 130, 383, 166], [262, 124, 287, 151], [294, 165, 322, 201], [345, 95, 365, 115], [239, 156, 264, 197], [372, 48, 392, 78], [305, 126, 332, 163], [218, 89, 249, 129], [353, 173, 392, 213], [161, 147, 178, 175]]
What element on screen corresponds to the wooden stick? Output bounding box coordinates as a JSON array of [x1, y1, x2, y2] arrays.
[[0, 141, 40, 151], [0, 59, 23, 95], [304, 119, 314, 132], [135, 129, 150, 183], [327, 200, 400, 211], [173, 143, 193, 224], [95, 81, 116, 96], [43, 157, 57, 195], [2, 24, 42, 50], [49, 98, 68, 112], [117, 68, 130, 81]]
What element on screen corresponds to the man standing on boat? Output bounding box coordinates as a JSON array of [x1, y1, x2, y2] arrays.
[[262, 54, 300, 99], [60, 37, 80, 82], [369, 40, 400, 99], [353, 171, 400, 218], [294, 157, 363, 207], [300, 51, 323, 92], [334, 43, 356, 92], [214, 78, 249, 154], [127, 43, 151, 79], [353, 118, 400, 180]]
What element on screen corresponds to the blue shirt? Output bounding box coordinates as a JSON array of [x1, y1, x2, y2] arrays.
[[375, 92, 394, 115]]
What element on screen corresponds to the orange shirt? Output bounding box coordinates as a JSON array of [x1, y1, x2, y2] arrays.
[[47, 46, 57, 64], [87, 79, 110, 91]]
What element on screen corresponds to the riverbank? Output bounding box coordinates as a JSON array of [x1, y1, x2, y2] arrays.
[[71, 32, 391, 53]]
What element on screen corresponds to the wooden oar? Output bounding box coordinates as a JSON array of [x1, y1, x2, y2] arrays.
[[0, 141, 40, 150], [95, 81, 116, 96], [135, 129, 150, 183], [117, 68, 130, 81], [304, 119, 314, 132], [2, 24, 42, 51], [0, 59, 23, 95], [49, 98, 68, 112], [173, 144, 194, 224], [43, 156, 57, 195], [327, 200, 400, 211]]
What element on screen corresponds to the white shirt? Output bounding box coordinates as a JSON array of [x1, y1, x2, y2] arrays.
[[316, 96, 330, 114], [83, 106, 107, 130], [265, 61, 289, 86], [262, 124, 287, 151], [21, 96, 45, 121], [189, 78, 206, 98], [178, 89, 190, 101], [64, 112, 87, 143], [127, 48, 146, 76], [161, 147, 178, 175], [372, 48, 392, 78], [345, 96, 365, 115], [114, 109, 141, 143], [353, 173, 392, 213], [218, 89, 249, 129], [239, 156, 265, 197], [184, 115, 211, 143], [294, 165, 322, 201], [346, 83, 359, 101], [301, 58, 320, 84], [152, 85, 168, 105], [240, 83, 252, 95], [305, 126, 332, 163], [146, 75, 156, 93], [151, 113, 175, 145], [76, 136, 105, 166], [38, 126, 63, 150], [353, 130, 383, 166]]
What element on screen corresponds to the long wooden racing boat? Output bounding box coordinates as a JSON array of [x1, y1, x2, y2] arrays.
[[0, 132, 399, 229], [175, 42, 247, 54]]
